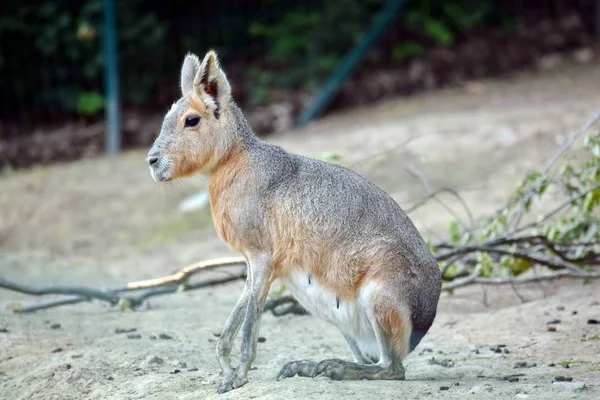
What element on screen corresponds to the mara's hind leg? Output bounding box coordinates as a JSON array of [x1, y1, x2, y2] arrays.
[[341, 332, 377, 364], [278, 292, 409, 381]]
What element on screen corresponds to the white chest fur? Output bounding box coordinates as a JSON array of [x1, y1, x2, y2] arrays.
[[279, 270, 378, 356]]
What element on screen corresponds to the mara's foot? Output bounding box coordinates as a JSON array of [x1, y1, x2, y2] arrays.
[[277, 358, 405, 381], [277, 360, 319, 380], [216, 371, 248, 394]]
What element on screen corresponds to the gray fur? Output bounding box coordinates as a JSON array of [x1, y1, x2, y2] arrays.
[[180, 53, 200, 97], [147, 51, 442, 394]]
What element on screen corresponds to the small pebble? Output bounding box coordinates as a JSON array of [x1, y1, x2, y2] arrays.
[[587, 319, 599, 325], [71, 354, 84, 359], [64, 364, 72, 370], [51, 348, 63, 353], [213, 332, 221, 337], [471, 348, 480, 354], [508, 377, 519, 382], [50, 323, 61, 330], [514, 361, 536, 368], [554, 376, 573, 382], [556, 306, 565, 311], [170, 369, 181, 374], [158, 333, 173, 340], [562, 363, 570, 369], [572, 311, 578, 315], [115, 328, 137, 334], [188, 368, 199, 372], [149, 335, 157, 340], [503, 348, 510, 354], [107, 376, 113, 380], [127, 333, 142, 339], [548, 363, 556, 367], [258, 337, 266, 343], [591, 301, 599, 306], [439, 386, 450, 391], [0, 327, 8, 333], [428, 357, 454, 368], [547, 326, 557, 332], [547, 319, 561, 325], [454, 382, 459, 386]]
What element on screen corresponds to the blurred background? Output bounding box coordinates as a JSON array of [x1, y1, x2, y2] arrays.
[[2, 2, 600, 399], [1, 0, 599, 169]]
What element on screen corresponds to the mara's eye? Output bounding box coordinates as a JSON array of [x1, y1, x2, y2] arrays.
[[185, 115, 200, 127]]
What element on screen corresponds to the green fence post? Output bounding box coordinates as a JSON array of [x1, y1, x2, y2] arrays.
[[596, 0, 600, 36], [103, 0, 121, 154], [295, 0, 406, 129]]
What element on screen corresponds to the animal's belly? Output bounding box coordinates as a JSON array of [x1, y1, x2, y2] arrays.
[[279, 270, 376, 343]]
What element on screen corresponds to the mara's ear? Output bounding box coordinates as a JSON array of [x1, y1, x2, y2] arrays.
[[193, 50, 232, 118], [181, 53, 200, 97]]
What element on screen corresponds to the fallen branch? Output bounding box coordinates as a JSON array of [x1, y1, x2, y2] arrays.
[[6, 258, 247, 313], [442, 269, 600, 291], [124, 256, 246, 290]]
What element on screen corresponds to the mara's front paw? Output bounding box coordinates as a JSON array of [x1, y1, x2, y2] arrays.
[[276, 360, 318, 380], [216, 374, 248, 394]]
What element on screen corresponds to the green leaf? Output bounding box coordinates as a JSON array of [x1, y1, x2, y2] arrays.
[[320, 152, 342, 163], [392, 42, 425, 61], [77, 91, 104, 115], [424, 19, 454, 46], [448, 220, 461, 244]]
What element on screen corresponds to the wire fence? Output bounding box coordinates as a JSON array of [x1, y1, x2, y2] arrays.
[[1, 0, 599, 144]]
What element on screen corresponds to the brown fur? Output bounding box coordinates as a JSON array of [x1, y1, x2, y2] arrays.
[[169, 97, 211, 179], [208, 147, 250, 252], [269, 213, 389, 302], [375, 300, 411, 358]]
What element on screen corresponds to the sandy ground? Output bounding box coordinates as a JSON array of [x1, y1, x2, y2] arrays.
[[1, 59, 600, 399]]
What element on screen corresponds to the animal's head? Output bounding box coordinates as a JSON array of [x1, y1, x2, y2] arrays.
[[146, 50, 233, 182]]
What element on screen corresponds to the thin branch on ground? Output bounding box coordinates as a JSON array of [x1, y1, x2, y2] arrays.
[[264, 295, 308, 316], [510, 181, 600, 237], [509, 112, 600, 229], [442, 269, 600, 291], [0, 278, 121, 307], [124, 256, 246, 290], [407, 165, 474, 230], [7, 259, 247, 313], [349, 136, 415, 170], [542, 112, 600, 174]]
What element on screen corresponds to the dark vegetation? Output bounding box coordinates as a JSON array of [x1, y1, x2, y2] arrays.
[[0, 0, 598, 169]]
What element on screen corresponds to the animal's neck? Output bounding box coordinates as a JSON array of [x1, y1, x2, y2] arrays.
[[207, 103, 257, 204], [228, 101, 260, 150]]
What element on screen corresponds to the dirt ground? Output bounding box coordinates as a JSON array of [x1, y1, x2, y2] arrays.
[[1, 59, 600, 399]]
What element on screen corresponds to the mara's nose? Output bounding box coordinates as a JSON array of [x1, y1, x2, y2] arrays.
[[146, 154, 159, 166]]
